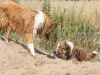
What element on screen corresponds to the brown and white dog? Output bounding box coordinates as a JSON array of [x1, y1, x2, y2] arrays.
[[0, 0, 56, 56], [53, 40, 98, 61]]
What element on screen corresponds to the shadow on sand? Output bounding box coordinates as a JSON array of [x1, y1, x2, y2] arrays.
[[0, 36, 53, 59]]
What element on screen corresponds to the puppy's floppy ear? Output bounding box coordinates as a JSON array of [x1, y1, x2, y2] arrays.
[[65, 41, 71, 51], [65, 42, 71, 51], [66, 45, 70, 51]]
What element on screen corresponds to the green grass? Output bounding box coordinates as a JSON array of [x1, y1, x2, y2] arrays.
[[37, 0, 100, 53], [0, 0, 100, 54]]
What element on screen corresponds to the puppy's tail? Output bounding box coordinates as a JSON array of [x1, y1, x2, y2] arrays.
[[86, 51, 98, 61]]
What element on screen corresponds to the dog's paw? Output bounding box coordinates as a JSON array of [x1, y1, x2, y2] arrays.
[[2, 36, 8, 43], [30, 52, 35, 57]]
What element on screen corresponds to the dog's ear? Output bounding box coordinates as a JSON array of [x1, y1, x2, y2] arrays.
[[45, 22, 57, 34], [41, 22, 57, 40], [65, 42, 71, 51], [65, 40, 74, 51], [65, 41, 72, 58]]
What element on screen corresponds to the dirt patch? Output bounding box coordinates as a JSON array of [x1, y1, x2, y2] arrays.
[[0, 37, 100, 75]]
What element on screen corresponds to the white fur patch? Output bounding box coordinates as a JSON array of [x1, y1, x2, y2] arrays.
[[55, 43, 60, 54], [93, 51, 98, 55], [28, 43, 35, 56], [33, 9, 45, 37], [66, 40, 74, 55]]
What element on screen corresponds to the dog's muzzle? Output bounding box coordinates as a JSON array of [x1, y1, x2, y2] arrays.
[[53, 54, 57, 59], [53, 50, 57, 59], [53, 50, 67, 60]]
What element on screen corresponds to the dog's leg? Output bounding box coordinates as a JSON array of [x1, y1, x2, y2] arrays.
[[4, 26, 12, 43], [25, 34, 35, 56], [69, 56, 77, 61], [67, 55, 79, 63]]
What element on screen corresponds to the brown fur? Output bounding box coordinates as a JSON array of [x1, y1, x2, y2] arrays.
[[54, 41, 97, 61], [0, 0, 56, 56], [0, 6, 10, 30], [0, 0, 56, 43]]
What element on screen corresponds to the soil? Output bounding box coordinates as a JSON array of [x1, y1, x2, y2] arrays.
[[0, 36, 100, 75]]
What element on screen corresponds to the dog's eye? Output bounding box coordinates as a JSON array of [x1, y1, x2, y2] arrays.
[[59, 47, 66, 50], [66, 47, 69, 50]]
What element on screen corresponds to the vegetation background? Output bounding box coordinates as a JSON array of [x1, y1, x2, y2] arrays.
[[0, 0, 100, 54]]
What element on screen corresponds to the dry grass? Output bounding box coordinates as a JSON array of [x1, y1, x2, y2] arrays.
[[18, 0, 100, 27], [0, 1, 100, 27]]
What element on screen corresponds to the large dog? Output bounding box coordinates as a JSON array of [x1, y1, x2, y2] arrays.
[[0, 0, 56, 56], [53, 40, 98, 61]]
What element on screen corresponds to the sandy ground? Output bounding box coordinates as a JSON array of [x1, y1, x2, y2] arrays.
[[0, 37, 100, 75]]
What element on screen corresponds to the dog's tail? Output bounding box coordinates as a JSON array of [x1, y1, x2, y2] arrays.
[[86, 51, 98, 61]]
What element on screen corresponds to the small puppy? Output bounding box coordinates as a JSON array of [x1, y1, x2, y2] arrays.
[[53, 40, 98, 61]]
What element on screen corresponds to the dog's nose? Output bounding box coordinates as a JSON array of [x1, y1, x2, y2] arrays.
[[53, 54, 57, 59], [53, 50, 58, 59]]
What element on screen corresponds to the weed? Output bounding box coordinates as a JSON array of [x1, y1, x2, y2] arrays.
[[42, 0, 51, 16]]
